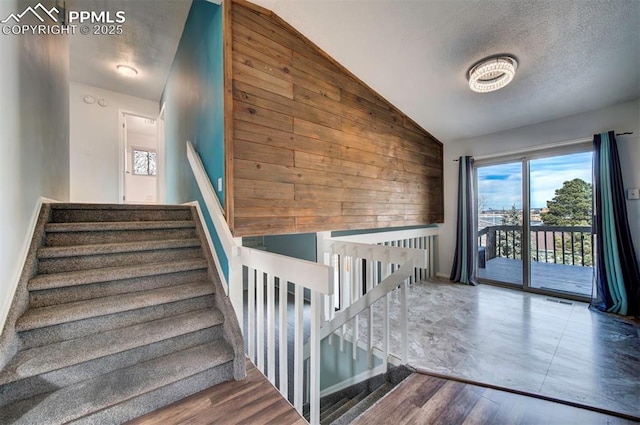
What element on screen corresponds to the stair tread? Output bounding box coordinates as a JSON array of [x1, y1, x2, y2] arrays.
[[1, 308, 224, 385], [341, 383, 394, 425], [324, 391, 368, 425], [16, 281, 215, 331], [45, 220, 195, 232], [321, 397, 350, 420], [2, 341, 234, 425], [28, 258, 208, 290], [51, 204, 191, 211], [38, 238, 201, 258]]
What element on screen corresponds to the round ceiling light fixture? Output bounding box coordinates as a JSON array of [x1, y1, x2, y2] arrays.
[[116, 64, 138, 77], [468, 55, 518, 93]]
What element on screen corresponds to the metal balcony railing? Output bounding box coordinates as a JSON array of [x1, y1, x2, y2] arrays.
[[477, 225, 592, 267]]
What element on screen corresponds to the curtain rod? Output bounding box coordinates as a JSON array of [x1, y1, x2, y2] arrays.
[[452, 131, 634, 161]]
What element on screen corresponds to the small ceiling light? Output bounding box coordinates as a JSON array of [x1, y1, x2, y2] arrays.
[[116, 64, 138, 77], [468, 55, 518, 93]]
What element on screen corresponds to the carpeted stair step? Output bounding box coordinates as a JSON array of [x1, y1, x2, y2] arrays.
[[16, 281, 214, 331], [28, 258, 208, 291], [331, 382, 394, 425], [45, 222, 197, 246], [1, 308, 224, 385], [320, 397, 350, 422], [38, 238, 201, 259], [29, 268, 209, 309], [45, 220, 196, 233], [50, 204, 193, 223], [0, 203, 243, 423], [20, 295, 215, 350], [70, 361, 235, 425], [0, 341, 235, 425], [323, 391, 368, 425], [38, 245, 204, 274], [2, 320, 224, 407], [318, 397, 341, 416]]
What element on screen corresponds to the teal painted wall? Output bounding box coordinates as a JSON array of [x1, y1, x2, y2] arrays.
[[162, 0, 228, 280], [264, 233, 317, 262]]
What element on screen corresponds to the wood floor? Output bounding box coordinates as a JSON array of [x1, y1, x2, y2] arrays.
[[353, 373, 639, 425], [126, 360, 305, 425]]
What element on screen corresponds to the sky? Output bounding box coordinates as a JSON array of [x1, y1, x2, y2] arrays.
[[477, 152, 593, 211]]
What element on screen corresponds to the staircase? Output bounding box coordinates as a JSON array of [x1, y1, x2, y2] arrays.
[[0, 203, 244, 424], [305, 366, 413, 425]]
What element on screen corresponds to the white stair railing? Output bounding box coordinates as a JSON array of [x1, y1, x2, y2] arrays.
[[187, 141, 333, 424], [316, 231, 431, 379], [328, 228, 438, 282]]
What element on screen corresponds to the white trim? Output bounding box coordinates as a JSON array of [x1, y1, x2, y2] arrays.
[[0, 197, 58, 331], [186, 140, 236, 259], [157, 103, 167, 204], [473, 137, 592, 165], [119, 110, 160, 205], [239, 246, 334, 295], [331, 227, 438, 245], [436, 272, 449, 279], [184, 201, 228, 294]]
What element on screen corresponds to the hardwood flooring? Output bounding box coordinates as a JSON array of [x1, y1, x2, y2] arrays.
[[126, 360, 305, 425], [353, 373, 639, 425]]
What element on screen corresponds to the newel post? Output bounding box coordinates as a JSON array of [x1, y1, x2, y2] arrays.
[[229, 237, 244, 334]]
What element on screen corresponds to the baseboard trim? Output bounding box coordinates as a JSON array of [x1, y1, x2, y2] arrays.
[[0, 196, 57, 332]]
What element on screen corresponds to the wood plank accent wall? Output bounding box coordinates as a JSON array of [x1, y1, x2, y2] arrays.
[[228, 0, 444, 237]]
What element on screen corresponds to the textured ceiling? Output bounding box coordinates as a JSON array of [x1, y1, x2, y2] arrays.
[[250, 0, 640, 142], [68, 0, 192, 101], [69, 0, 640, 141]]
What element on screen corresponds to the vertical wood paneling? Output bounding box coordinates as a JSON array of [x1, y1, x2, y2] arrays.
[[229, 0, 443, 236]]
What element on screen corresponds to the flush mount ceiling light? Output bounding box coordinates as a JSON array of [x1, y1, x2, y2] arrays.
[[116, 64, 138, 77], [467, 55, 518, 93]]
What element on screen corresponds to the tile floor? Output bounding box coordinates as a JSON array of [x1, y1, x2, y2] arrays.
[[364, 279, 640, 417]]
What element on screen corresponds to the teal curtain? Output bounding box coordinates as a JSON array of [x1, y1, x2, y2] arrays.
[[591, 131, 640, 316], [450, 156, 478, 285]]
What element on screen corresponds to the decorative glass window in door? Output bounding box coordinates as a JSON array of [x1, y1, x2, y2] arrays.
[[133, 149, 157, 176]]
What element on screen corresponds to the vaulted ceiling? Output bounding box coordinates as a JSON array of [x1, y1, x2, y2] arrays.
[[69, 0, 640, 142]]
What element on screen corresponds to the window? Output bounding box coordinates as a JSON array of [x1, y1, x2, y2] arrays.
[[133, 149, 157, 176]]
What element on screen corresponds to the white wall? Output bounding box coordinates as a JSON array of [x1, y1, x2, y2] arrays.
[[69, 83, 158, 203], [125, 131, 157, 203], [0, 0, 70, 329], [439, 100, 640, 276]]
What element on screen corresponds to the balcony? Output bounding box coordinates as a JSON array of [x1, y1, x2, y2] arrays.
[[477, 225, 593, 297]]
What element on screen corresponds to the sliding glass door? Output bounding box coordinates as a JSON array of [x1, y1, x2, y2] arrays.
[[476, 162, 523, 286], [529, 152, 593, 297], [475, 149, 593, 300]]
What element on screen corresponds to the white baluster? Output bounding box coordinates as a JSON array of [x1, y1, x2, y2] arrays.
[[401, 278, 408, 363], [294, 285, 304, 412], [279, 277, 288, 397], [248, 267, 256, 362], [310, 291, 321, 425], [256, 271, 265, 373], [267, 274, 275, 385]]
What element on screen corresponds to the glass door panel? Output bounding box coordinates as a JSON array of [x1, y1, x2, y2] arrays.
[[529, 152, 593, 297], [476, 162, 523, 286]]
